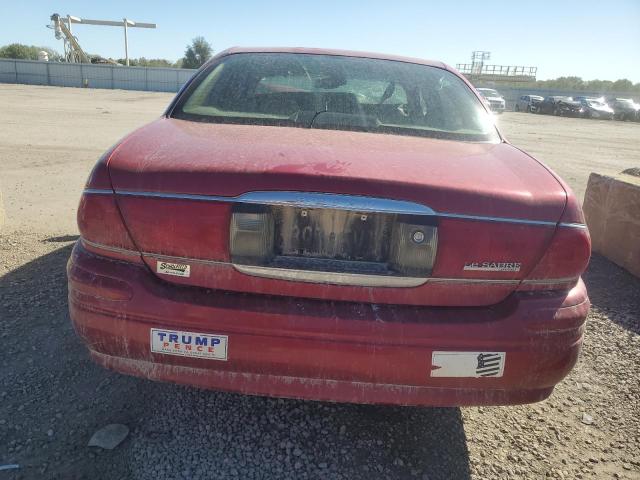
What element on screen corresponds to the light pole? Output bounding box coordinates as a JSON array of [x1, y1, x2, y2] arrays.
[[123, 18, 129, 65]]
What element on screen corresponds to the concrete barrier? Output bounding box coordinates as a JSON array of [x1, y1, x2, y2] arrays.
[[583, 170, 640, 277]]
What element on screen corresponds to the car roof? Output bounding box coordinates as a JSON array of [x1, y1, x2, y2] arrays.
[[210, 47, 448, 70]]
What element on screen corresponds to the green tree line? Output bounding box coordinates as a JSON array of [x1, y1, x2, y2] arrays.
[[529, 76, 638, 94], [0, 37, 214, 69], [0, 43, 62, 62]]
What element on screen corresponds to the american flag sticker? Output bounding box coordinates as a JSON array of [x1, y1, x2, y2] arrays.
[[430, 351, 506, 378]]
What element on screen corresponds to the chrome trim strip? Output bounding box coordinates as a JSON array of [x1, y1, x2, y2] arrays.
[[83, 188, 113, 195], [111, 189, 566, 227], [437, 212, 555, 226], [116, 190, 232, 203], [236, 191, 436, 215], [521, 277, 578, 285], [80, 242, 524, 287], [428, 277, 520, 285], [233, 264, 428, 287], [234, 265, 523, 287], [558, 222, 588, 229], [115, 190, 434, 215], [81, 238, 140, 256]]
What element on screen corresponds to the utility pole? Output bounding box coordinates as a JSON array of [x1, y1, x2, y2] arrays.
[[123, 18, 129, 65]]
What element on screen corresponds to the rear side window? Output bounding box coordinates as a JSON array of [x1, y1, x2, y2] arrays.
[[173, 53, 499, 143]]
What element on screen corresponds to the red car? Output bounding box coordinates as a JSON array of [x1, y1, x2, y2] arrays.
[[68, 48, 591, 406]]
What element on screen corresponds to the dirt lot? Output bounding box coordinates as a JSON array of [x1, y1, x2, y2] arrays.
[[0, 84, 639, 479]]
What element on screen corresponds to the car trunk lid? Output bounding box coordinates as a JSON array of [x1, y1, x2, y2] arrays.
[[107, 118, 567, 306]]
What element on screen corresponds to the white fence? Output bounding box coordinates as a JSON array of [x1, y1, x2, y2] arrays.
[[0, 59, 196, 92]]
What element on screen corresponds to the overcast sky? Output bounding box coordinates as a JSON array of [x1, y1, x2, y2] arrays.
[[2, 0, 639, 82]]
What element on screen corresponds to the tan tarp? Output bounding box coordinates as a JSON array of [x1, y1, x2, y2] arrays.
[[583, 171, 640, 278]]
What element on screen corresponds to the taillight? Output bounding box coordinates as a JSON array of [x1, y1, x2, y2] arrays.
[[229, 206, 275, 265], [389, 221, 438, 277], [519, 225, 591, 291], [77, 152, 140, 262]]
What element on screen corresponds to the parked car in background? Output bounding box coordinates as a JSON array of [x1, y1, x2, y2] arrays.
[[607, 98, 640, 121], [575, 97, 614, 120], [476, 88, 506, 113], [515, 95, 544, 113], [68, 48, 591, 407], [537, 96, 583, 116]]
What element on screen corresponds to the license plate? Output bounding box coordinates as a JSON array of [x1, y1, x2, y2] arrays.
[[276, 206, 391, 263], [150, 328, 228, 361]]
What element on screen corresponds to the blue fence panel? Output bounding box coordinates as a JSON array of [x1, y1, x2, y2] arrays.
[[113, 66, 146, 90], [48, 62, 83, 88], [0, 59, 197, 93], [16, 60, 48, 85], [178, 69, 195, 84], [0, 60, 17, 83], [82, 64, 114, 89], [147, 67, 179, 92]]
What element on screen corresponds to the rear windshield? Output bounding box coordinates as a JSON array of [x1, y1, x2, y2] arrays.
[[172, 53, 500, 143]]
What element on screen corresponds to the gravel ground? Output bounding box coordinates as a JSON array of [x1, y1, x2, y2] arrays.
[[1, 85, 639, 479]]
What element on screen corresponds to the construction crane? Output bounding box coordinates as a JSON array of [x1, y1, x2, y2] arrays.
[[48, 13, 157, 65], [49, 14, 90, 63]]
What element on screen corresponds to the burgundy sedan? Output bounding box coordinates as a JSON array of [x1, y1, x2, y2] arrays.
[[68, 48, 591, 406]]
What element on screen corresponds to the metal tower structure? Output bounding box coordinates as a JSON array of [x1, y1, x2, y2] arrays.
[[49, 13, 156, 65], [456, 51, 537, 83], [470, 51, 491, 75]]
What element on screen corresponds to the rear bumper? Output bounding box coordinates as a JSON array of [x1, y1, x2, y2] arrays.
[[67, 241, 589, 406]]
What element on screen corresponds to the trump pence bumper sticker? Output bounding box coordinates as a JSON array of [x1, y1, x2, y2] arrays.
[[150, 329, 228, 361]]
